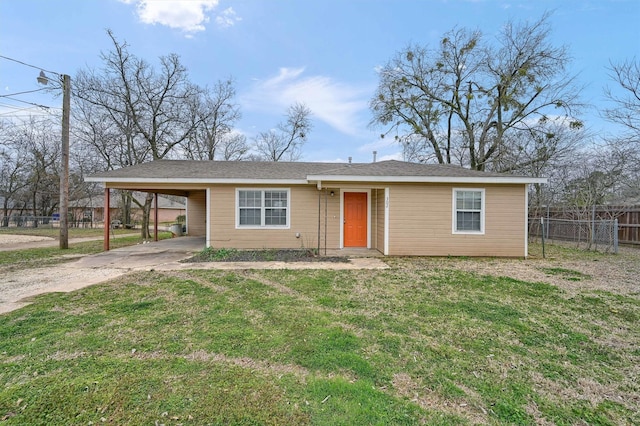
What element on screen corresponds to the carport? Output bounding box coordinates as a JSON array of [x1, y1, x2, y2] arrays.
[[90, 185, 208, 251]]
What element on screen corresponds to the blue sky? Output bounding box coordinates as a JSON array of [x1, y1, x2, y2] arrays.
[[1, 0, 639, 163]]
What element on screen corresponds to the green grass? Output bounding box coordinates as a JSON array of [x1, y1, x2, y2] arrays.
[[539, 267, 592, 281], [1, 265, 638, 424]]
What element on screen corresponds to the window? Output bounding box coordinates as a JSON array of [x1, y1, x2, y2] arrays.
[[453, 189, 484, 234], [237, 189, 289, 228]]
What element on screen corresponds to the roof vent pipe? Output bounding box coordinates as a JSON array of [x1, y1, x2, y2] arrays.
[[373, 151, 377, 163]]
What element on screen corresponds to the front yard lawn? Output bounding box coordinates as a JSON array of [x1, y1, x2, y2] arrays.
[[1, 262, 638, 424]]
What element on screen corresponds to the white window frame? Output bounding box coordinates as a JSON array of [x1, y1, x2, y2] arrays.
[[235, 188, 290, 229], [452, 188, 485, 235]]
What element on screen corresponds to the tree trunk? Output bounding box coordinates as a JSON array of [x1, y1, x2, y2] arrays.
[[139, 193, 153, 239]]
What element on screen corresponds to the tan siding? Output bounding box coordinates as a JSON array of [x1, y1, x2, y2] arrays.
[[109, 180, 527, 256], [210, 185, 341, 250], [186, 190, 207, 237], [320, 188, 341, 251], [387, 183, 526, 257]]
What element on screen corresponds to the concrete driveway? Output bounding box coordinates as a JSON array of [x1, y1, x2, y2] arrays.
[[73, 236, 206, 269]]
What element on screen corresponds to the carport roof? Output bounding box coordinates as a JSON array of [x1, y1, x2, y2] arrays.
[[85, 160, 547, 185]]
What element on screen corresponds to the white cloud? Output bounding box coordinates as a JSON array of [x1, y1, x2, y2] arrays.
[[215, 7, 241, 28], [120, 0, 239, 35], [241, 67, 370, 136]]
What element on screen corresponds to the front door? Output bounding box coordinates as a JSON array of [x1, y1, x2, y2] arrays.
[[344, 192, 367, 247]]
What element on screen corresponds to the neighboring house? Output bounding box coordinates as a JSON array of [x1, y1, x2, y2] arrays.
[[70, 192, 186, 226], [86, 160, 546, 257]]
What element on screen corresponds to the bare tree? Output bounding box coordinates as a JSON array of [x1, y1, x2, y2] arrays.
[[74, 30, 205, 237], [370, 13, 583, 171], [604, 58, 640, 138], [254, 103, 312, 161], [0, 124, 29, 224], [603, 58, 640, 200], [1, 117, 60, 220], [561, 146, 626, 208], [184, 79, 247, 160]]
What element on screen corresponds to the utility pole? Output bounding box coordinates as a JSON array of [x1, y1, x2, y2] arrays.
[[38, 70, 70, 249], [60, 74, 70, 249]]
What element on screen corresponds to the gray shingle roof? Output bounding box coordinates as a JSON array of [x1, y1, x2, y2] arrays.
[[88, 160, 333, 180], [86, 160, 544, 184]]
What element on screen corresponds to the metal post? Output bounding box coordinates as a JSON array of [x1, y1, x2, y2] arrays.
[[154, 192, 159, 241], [614, 219, 619, 254], [59, 74, 70, 249], [591, 204, 596, 247], [546, 205, 550, 240], [104, 188, 110, 251], [541, 217, 546, 259]]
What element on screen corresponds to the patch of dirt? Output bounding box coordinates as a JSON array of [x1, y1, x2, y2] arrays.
[[0, 234, 53, 244], [0, 263, 127, 314]]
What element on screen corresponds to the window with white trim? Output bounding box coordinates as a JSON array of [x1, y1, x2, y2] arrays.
[[237, 189, 289, 228], [453, 189, 485, 234]]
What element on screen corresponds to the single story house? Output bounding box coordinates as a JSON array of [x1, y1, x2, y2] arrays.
[[86, 160, 547, 257]]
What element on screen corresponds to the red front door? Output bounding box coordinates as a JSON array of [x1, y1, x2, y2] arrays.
[[344, 192, 367, 247]]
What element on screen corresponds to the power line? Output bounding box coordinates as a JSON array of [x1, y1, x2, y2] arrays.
[[0, 108, 53, 117], [0, 96, 52, 110], [0, 54, 61, 76], [0, 88, 49, 98]]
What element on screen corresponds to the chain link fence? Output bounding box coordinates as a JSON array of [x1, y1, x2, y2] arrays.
[[529, 217, 619, 254], [0, 216, 57, 228], [0, 215, 98, 229]]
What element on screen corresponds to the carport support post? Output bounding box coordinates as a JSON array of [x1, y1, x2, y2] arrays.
[[154, 192, 159, 242], [104, 188, 110, 251]]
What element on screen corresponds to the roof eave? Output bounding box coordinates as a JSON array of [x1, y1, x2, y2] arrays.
[[85, 175, 548, 185], [307, 175, 548, 184], [85, 177, 310, 185]]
